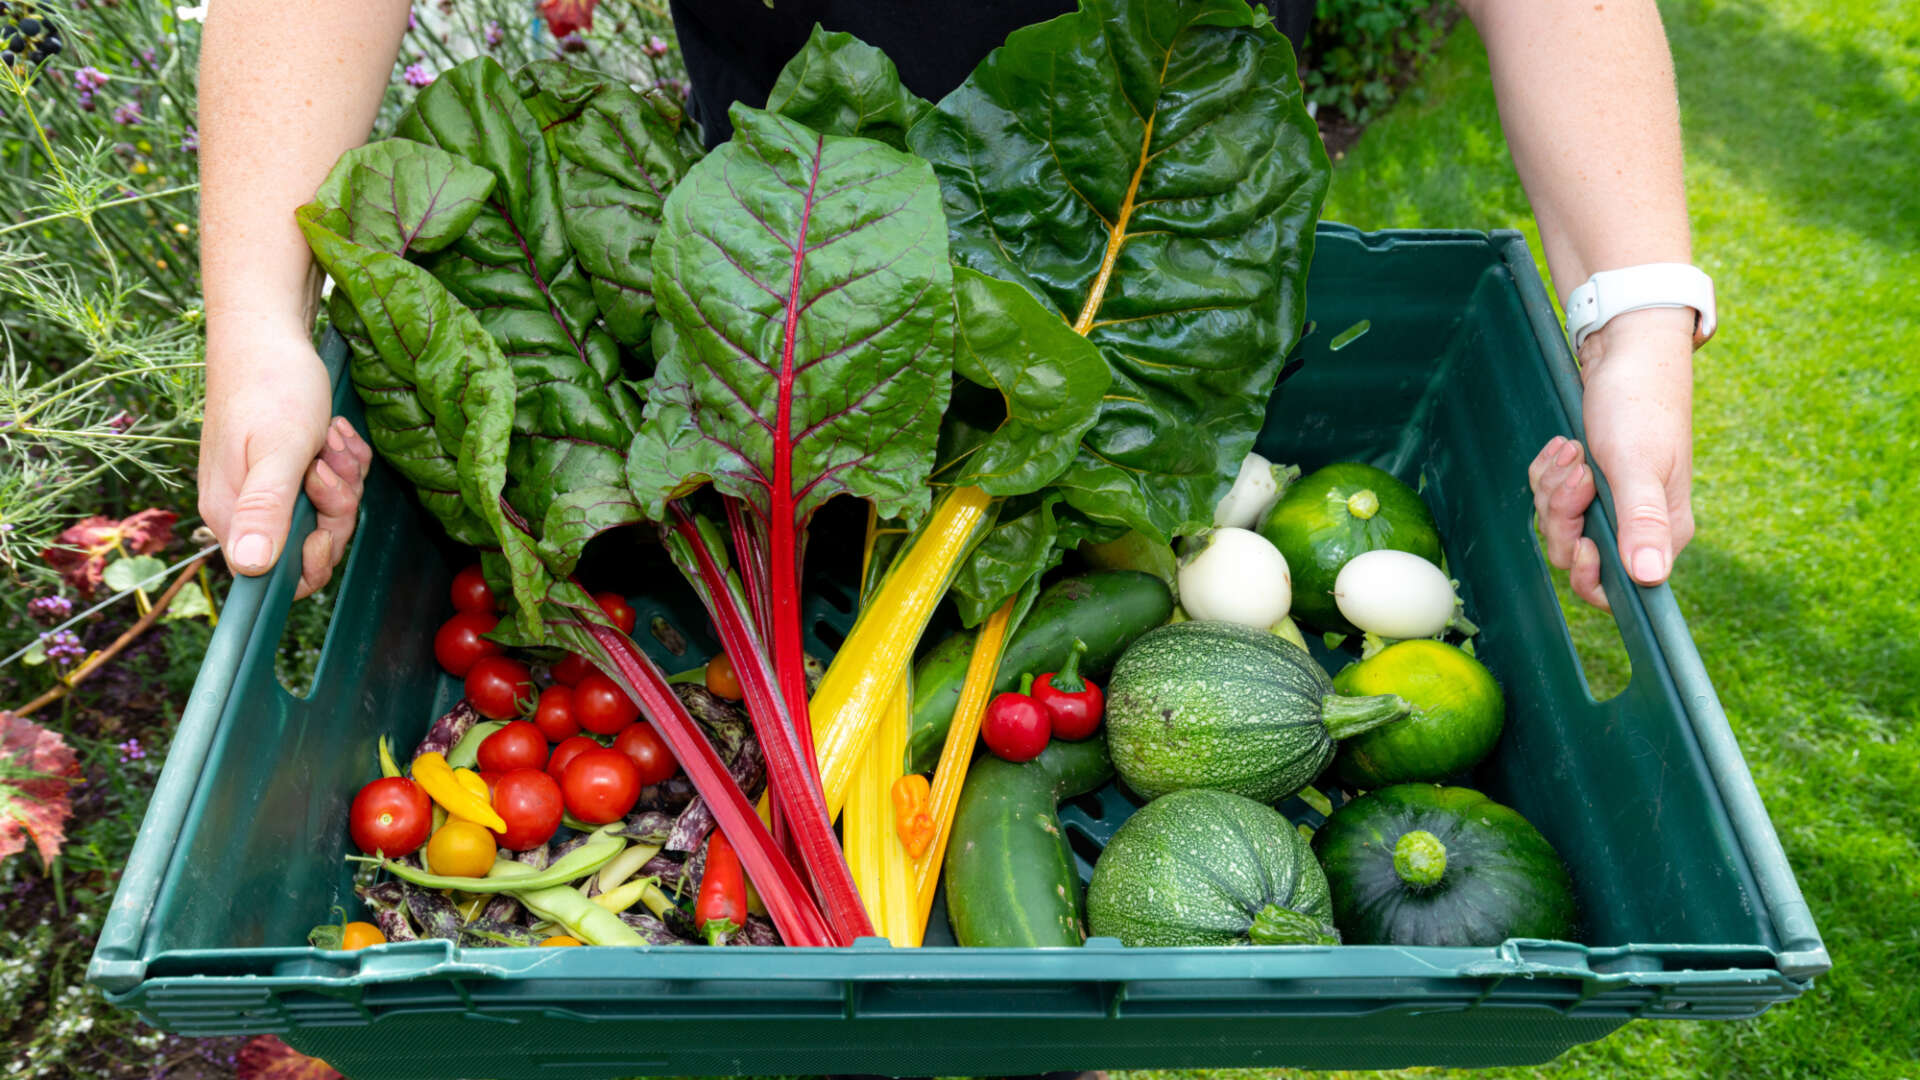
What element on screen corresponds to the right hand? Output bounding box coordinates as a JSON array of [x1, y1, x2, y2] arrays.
[[198, 320, 372, 599]]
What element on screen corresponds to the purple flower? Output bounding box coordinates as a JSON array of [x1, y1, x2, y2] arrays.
[[75, 66, 111, 91], [112, 100, 143, 126], [406, 6, 416, 30], [140, 48, 156, 70], [558, 31, 587, 54], [484, 20, 502, 47], [27, 595, 73, 625], [402, 63, 433, 87], [117, 738, 146, 763], [77, 89, 97, 112], [179, 125, 197, 152], [41, 629, 86, 666], [653, 76, 688, 100], [642, 34, 669, 58], [107, 410, 135, 432]]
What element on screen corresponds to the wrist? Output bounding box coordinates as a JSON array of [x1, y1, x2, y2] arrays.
[[1577, 307, 1695, 376]]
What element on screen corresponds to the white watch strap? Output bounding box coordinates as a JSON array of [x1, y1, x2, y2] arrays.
[[1563, 263, 1717, 352]]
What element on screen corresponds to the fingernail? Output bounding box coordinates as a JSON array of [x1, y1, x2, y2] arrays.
[[328, 425, 346, 453], [315, 459, 340, 489], [1556, 441, 1580, 466], [231, 532, 272, 571], [1632, 547, 1667, 583]]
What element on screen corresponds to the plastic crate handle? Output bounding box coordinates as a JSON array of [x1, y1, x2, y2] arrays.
[[1495, 232, 1829, 982], [89, 332, 358, 995]]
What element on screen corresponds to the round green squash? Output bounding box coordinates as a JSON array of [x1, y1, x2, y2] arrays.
[[1257, 462, 1442, 633], [1106, 621, 1410, 803], [1332, 640, 1505, 787], [1087, 788, 1339, 947], [1312, 784, 1576, 946]]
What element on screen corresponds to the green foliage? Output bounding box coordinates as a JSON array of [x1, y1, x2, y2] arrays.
[[1302, 0, 1450, 128]]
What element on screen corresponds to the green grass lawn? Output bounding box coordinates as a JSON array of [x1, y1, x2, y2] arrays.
[[1118, 0, 1919, 1077]]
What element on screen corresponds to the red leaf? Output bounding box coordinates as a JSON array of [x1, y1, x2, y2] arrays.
[[235, 1036, 345, 1080], [538, 0, 598, 38], [0, 711, 82, 864], [39, 508, 178, 597]]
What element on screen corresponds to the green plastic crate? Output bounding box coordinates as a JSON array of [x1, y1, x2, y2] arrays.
[[89, 225, 1827, 1078]]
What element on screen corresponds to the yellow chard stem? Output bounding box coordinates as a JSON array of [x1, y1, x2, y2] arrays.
[[912, 597, 1017, 932], [811, 485, 995, 819]]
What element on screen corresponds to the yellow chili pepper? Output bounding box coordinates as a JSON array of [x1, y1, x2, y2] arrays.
[[412, 752, 506, 832], [454, 767, 490, 800], [377, 735, 401, 780], [890, 774, 934, 859]]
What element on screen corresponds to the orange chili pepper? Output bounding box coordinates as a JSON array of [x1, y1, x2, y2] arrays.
[[891, 774, 934, 859]]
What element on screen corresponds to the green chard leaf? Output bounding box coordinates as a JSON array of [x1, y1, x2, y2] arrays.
[[395, 58, 643, 539], [297, 155, 544, 636], [908, 0, 1332, 542], [766, 26, 932, 151], [627, 105, 955, 529], [943, 267, 1109, 496], [302, 141, 500, 550], [518, 62, 701, 346]]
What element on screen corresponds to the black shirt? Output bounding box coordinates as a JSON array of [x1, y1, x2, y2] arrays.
[[668, 0, 1310, 147]]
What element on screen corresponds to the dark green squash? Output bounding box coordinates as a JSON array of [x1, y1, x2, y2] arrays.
[[1256, 462, 1442, 633], [1105, 621, 1410, 803], [1312, 784, 1576, 946], [1086, 788, 1338, 948]]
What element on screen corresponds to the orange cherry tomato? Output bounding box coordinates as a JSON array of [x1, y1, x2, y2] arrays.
[[705, 652, 743, 701], [342, 921, 387, 950], [539, 935, 583, 947]]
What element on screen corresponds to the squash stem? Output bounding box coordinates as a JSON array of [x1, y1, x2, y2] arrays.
[[1320, 692, 1412, 740], [1393, 829, 1448, 888], [1248, 904, 1341, 946]]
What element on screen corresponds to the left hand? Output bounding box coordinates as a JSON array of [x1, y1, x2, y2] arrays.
[[1529, 307, 1697, 611]]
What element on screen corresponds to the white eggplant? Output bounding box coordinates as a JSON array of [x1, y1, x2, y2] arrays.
[[1178, 527, 1292, 629], [1213, 453, 1300, 530], [1333, 549, 1468, 640]]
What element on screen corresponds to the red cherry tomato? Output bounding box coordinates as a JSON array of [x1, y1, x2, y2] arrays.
[[349, 777, 433, 857], [574, 670, 639, 735], [449, 564, 496, 614], [613, 723, 679, 787], [490, 768, 564, 850], [465, 655, 535, 721], [560, 747, 642, 824], [477, 719, 548, 773], [981, 691, 1050, 763], [546, 735, 601, 784], [551, 652, 594, 687], [434, 611, 502, 678], [704, 652, 743, 701], [532, 685, 580, 742], [593, 591, 637, 635]]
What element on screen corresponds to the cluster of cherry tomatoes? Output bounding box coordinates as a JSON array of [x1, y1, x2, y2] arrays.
[[347, 567, 687, 873]]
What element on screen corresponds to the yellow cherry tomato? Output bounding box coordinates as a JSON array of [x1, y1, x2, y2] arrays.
[[342, 921, 386, 950], [425, 820, 497, 878]]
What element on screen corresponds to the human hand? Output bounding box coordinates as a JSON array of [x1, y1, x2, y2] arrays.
[[197, 317, 373, 599], [1529, 307, 1696, 611]]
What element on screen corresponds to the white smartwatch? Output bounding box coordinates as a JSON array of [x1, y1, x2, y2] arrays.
[[1562, 263, 1717, 353]]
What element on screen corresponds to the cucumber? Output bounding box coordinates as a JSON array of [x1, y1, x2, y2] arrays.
[[907, 571, 1173, 773], [944, 737, 1113, 947]]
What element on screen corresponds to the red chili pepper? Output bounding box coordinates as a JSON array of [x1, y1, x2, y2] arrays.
[[1032, 638, 1105, 741], [696, 828, 747, 946], [980, 677, 1050, 763]]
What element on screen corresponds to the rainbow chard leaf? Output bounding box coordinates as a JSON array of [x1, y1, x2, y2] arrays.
[[396, 58, 644, 538], [908, 0, 1331, 541], [627, 104, 955, 530], [765, 26, 932, 151]]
